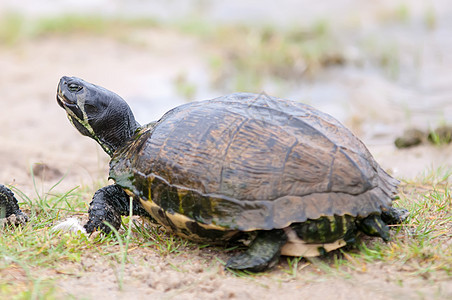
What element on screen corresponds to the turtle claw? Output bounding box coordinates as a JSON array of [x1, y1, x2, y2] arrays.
[[0, 184, 28, 227], [225, 230, 287, 272]]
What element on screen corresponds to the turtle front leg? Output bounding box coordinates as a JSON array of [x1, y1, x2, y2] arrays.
[[0, 184, 28, 226], [84, 184, 151, 234], [225, 229, 288, 272]]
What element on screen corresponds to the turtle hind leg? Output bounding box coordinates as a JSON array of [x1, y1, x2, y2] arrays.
[[358, 215, 390, 242], [225, 229, 288, 272], [0, 184, 28, 226]]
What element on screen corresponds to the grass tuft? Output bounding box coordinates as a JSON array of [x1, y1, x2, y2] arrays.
[[0, 12, 25, 45], [339, 175, 452, 278], [0, 12, 159, 45], [202, 22, 344, 91]]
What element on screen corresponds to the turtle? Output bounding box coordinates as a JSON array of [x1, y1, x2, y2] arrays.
[[56, 76, 407, 272], [0, 184, 28, 226]]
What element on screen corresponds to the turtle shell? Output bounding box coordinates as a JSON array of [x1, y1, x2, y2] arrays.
[[110, 93, 398, 233]]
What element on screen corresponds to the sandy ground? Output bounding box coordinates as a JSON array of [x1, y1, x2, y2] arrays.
[[1, 3, 452, 298]]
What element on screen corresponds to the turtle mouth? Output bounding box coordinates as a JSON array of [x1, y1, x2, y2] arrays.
[[56, 84, 76, 108], [56, 93, 75, 108]]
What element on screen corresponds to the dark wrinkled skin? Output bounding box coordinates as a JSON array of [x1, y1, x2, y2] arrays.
[[226, 229, 288, 272], [0, 184, 28, 226], [57, 76, 407, 272], [84, 184, 153, 233], [56, 76, 140, 157]]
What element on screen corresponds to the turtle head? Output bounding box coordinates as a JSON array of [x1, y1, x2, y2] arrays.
[[57, 76, 140, 157]]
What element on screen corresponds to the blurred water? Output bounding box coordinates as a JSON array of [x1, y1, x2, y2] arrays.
[[0, 0, 384, 25]]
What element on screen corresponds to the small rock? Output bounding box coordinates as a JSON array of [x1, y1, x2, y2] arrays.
[[394, 128, 425, 149], [395, 125, 452, 148], [32, 163, 63, 180]]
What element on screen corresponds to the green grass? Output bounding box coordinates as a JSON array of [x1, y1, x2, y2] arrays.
[[128, 218, 193, 257], [173, 73, 198, 101], [0, 187, 87, 298], [0, 13, 25, 45], [1, 174, 126, 298], [360, 191, 451, 277], [309, 171, 452, 280], [202, 21, 345, 91], [0, 174, 200, 298], [424, 6, 437, 30], [428, 126, 452, 146]]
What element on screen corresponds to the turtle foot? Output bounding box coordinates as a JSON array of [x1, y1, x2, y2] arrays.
[[84, 185, 125, 234], [1, 213, 29, 227], [226, 252, 275, 273], [0, 184, 28, 226], [225, 229, 287, 272], [84, 184, 152, 234]]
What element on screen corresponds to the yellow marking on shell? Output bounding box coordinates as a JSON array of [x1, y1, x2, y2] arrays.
[[140, 199, 228, 231], [329, 215, 337, 232], [177, 189, 189, 215], [125, 189, 348, 252], [281, 228, 346, 257]]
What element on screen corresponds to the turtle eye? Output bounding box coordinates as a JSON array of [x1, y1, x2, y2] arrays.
[[68, 83, 83, 92]]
